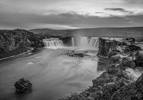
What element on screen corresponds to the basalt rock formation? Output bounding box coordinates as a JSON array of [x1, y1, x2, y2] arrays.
[[0, 29, 44, 59], [60, 38, 143, 100], [97, 38, 124, 57]]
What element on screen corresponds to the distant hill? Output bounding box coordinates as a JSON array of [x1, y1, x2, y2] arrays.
[[30, 27, 143, 38]]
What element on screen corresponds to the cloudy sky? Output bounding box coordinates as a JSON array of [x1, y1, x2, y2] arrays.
[[0, 0, 143, 29]]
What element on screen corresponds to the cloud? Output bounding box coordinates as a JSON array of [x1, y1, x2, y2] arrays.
[[0, 0, 143, 29], [105, 8, 134, 14], [105, 8, 127, 12]]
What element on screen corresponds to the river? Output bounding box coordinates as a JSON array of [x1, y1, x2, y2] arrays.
[[0, 48, 104, 100]]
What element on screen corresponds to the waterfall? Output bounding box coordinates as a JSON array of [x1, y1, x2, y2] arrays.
[[72, 37, 75, 46], [72, 37, 99, 49], [43, 38, 63, 49]]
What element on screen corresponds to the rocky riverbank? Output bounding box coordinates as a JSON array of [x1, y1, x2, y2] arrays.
[[60, 37, 143, 100], [0, 29, 44, 59]]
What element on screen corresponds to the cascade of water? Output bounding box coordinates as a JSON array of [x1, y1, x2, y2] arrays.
[[72, 37, 99, 49], [72, 37, 75, 46], [43, 38, 63, 48]]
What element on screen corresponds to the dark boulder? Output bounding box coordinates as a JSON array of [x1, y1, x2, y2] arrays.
[[108, 50, 121, 59], [125, 38, 136, 44], [135, 51, 143, 67], [65, 51, 87, 58], [122, 57, 136, 69], [14, 78, 32, 93], [127, 45, 141, 52], [108, 55, 122, 65]]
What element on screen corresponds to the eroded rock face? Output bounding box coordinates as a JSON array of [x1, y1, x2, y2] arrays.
[[98, 38, 110, 57], [135, 51, 143, 67], [60, 38, 143, 100], [108, 50, 121, 59], [108, 55, 122, 66], [98, 38, 122, 57], [111, 73, 143, 100], [14, 78, 32, 93], [125, 38, 136, 44], [127, 45, 141, 52], [0, 29, 44, 58], [121, 57, 136, 69]]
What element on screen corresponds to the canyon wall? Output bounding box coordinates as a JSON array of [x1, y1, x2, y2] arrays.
[[60, 37, 143, 100], [0, 29, 44, 58]]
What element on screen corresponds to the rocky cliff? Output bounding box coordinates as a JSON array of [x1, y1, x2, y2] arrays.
[[60, 37, 143, 100], [97, 38, 121, 57], [0, 29, 44, 59], [97, 37, 142, 58]]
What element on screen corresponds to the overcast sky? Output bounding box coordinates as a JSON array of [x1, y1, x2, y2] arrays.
[[0, 0, 143, 29]]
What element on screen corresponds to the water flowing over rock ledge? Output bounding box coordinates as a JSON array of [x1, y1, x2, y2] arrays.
[[59, 38, 143, 100], [0, 29, 143, 99]]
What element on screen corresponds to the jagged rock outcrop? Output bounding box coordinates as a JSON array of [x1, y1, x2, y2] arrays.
[[98, 38, 122, 57], [108, 50, 121, 59], [121, 57, 136, 69], [0, 29, 44, 58], [109, 54, 122, 65], [97, 37, 141, 58], [127, 45, 141, 52], [60, 38, 143, 100], [135, 51, 143, 67], [111, 73, 143, 100]]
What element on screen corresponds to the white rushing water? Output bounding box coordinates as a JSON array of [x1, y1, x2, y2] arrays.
[[72, 37, 99, 49], [0, 49, 103, 100], [43, 37, 99, 50], [43, 38, 63, 49]]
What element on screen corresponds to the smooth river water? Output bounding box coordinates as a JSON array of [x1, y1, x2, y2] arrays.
[[0, 48, 104, 100]]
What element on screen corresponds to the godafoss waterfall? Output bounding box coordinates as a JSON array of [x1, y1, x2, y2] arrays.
[[0, 35, 143, 100], [43, 38, 64, 49], [72, 37, 99, 49], [0, 36, 104, 100]]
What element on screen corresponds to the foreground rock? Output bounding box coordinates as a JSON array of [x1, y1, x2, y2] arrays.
[[14, 78, 32, 93], [111, 73, 143, 100], [135, 51, 143, 67]]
